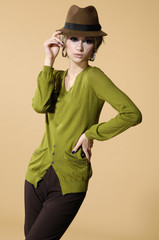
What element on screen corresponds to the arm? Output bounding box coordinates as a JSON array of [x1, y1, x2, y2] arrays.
[[32, 31, 64, 113], [85, 67, 142, 141], [32, 66, 55, 113]]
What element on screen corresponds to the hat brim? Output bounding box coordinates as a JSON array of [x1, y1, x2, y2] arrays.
[[57, 28, 107, 37]]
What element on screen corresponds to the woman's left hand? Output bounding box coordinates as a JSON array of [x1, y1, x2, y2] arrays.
[[72, 133, 94, 163]]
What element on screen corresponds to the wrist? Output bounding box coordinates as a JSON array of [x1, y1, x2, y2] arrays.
[[44, 57, 54, 67]]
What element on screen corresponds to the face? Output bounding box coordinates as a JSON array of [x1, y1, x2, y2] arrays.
[[65, 36, 95, 63]]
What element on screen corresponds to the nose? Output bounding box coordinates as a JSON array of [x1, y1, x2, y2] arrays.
[[76, 40, 84, 52]]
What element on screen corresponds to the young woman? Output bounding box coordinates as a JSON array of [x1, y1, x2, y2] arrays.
[[24, 5, 142, 240]]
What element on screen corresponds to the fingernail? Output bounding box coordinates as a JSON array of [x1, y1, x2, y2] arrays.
[[72, 150, 75, 154], [59, 42, 63, 47], [57, 41, 63, 46]]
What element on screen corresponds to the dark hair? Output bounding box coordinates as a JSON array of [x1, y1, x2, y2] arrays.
[[93, 36, 104, 52]]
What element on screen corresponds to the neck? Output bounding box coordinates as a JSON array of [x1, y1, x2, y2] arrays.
[[67, 59, 89, 77]]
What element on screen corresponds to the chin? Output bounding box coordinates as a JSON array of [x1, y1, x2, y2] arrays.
[[71, 56, 88, 63]]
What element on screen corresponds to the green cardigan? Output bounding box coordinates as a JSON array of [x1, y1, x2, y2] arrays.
[[25, 65, 142, 195]]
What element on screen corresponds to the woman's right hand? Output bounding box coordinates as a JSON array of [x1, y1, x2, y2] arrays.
[[44, 31, 63, 66]]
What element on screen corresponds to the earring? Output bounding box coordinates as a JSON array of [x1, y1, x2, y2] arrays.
[[62, 47, 67, 57], [89, 52, 96, 61]]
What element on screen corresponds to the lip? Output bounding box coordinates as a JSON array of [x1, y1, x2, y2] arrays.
[[74, 54, 83, 58]]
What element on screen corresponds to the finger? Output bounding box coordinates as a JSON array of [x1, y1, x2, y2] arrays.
[[51, 37, 64, 46], [45, 38, 63, 48], [72, 142, 81, 153], [51, 32, 63, 42], [51, 30, 62, 38]]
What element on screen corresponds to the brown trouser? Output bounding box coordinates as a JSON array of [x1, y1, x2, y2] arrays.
[[24, 166, 86, 240]]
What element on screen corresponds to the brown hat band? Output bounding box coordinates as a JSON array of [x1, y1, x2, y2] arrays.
[[64, 22, 101, 32]]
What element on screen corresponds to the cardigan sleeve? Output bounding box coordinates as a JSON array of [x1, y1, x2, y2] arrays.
[[32, 66, 55, 113], [84, 67, 142, 141]]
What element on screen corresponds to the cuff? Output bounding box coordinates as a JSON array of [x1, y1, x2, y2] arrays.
[[85, 130, 93, 140], [43, 65, 54, 73]]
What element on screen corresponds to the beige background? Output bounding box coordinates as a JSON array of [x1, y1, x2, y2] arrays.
[[0, 0, 159, 239]]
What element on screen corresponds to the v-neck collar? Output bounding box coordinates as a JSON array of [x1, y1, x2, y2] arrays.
[[62, 65, 91, 94]]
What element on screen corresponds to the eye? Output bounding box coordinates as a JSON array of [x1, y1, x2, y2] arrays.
[[69, 37, 78, 42], [85, 38, 94, 44]]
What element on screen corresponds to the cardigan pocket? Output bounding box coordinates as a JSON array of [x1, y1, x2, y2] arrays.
[[28, 147, 48, 173], [64, 150, 92, 181]]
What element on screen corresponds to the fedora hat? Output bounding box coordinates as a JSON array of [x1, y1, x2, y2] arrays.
[[57, 5, 107, 37]]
